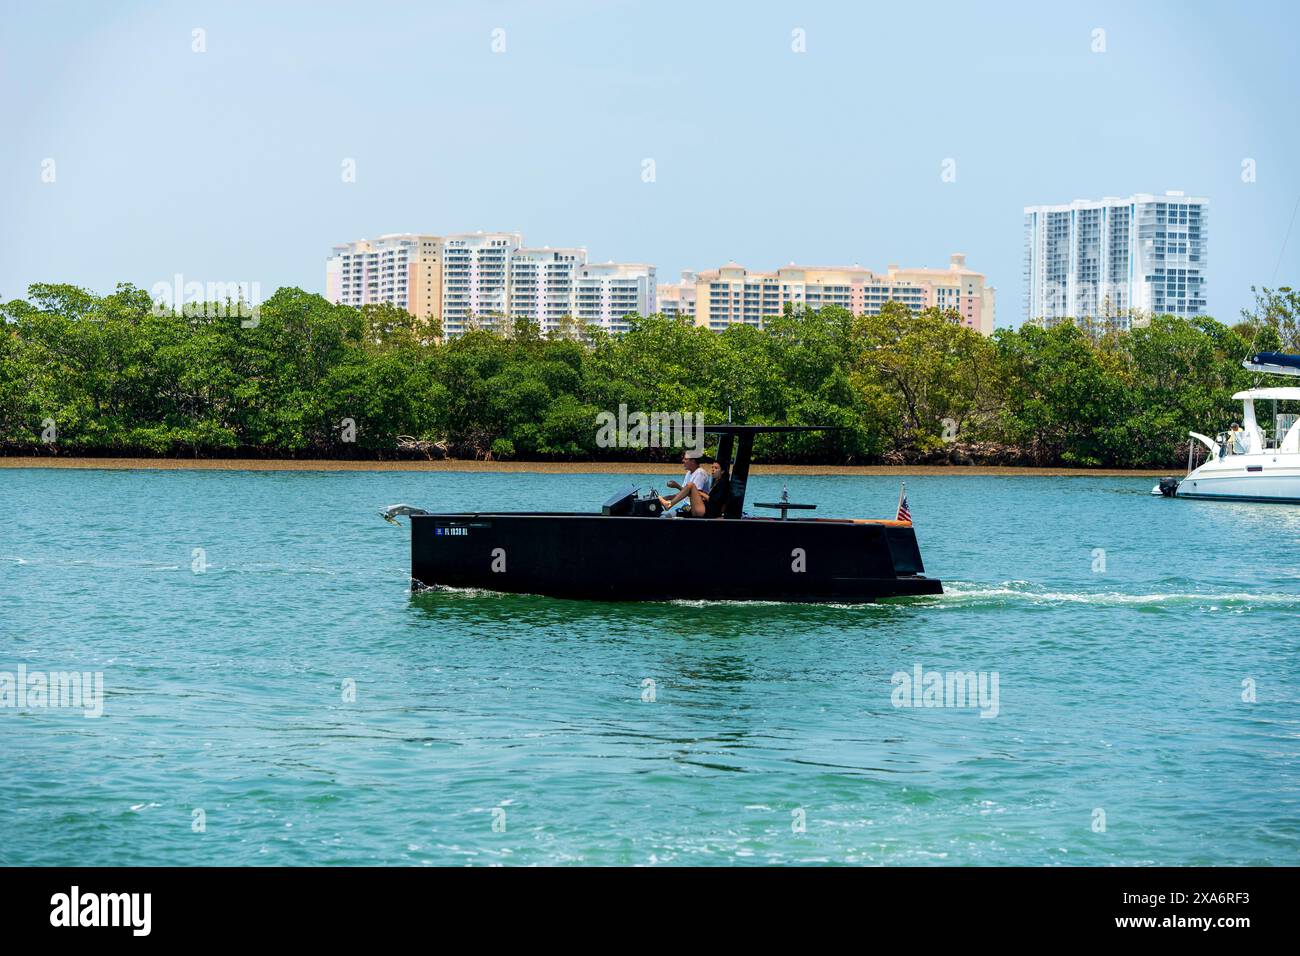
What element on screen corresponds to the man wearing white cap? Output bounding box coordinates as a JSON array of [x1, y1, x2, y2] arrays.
[[658, 450, 711, 517]]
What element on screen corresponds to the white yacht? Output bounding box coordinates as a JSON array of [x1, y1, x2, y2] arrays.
[[1155, 352, 1300, 503]]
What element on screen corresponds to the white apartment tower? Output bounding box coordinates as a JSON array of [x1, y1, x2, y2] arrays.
[[508, 247, 587, 331], [440, 232, 524, 335], [1024, 191, 1208, 328], [575, 263, 657, 333]]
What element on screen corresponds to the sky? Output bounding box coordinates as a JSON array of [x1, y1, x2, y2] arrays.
[[2, 0, 1298, 328]]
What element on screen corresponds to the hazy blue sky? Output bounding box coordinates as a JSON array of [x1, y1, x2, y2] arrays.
[[2, 0, 1298, 327]]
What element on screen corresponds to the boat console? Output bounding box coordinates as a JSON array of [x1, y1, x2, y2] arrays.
[[601, 485, 663, 517]]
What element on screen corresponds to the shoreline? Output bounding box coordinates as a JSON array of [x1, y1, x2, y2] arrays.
[[0, 456, 1171, 477]]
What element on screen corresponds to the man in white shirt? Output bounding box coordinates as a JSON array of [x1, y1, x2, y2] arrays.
[[658, 451, 711, 517]]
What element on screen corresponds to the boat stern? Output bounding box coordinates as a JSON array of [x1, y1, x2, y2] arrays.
[[882, 523, 943, 595]]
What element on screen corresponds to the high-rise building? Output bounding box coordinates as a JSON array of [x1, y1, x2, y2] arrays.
[[439, 232, 524, 335], [326, 236, 996, 338], [324, 234, 442, 318], [657, 271, 698, 321], [575, 263, 657, 333], [1023, 191, 1208, 329], [328, 233, 650, 337], [690, 255, 995, 334], [508, 247, 587, 331], [887, 255, 997, 334]]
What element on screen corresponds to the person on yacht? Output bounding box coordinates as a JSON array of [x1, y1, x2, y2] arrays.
[[1229, 422, 1249, 455], [687, 458, 731, 518], [658, 451, 710, 517]]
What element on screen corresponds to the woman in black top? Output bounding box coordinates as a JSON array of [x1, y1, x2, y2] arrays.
[[688, 459, 731, 518]]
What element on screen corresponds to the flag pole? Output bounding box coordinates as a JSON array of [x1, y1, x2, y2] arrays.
[[897, 481, 905, 517]]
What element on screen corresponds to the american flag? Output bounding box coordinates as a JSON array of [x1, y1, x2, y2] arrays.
[[896, 484, 911, 523]]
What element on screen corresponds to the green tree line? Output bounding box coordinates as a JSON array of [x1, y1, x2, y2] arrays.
[[1, 282, 1295, 467]]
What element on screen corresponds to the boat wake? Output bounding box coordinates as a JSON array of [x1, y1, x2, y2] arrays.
[[408, 579, 1300, 612], [936, 580, 1300, 609], [411, 582, 516, 599], [412, 585, 900, 609], [1, 555, 182, 571]]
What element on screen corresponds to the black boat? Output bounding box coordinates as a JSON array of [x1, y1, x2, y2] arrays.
[[383, 425, 942, 603]]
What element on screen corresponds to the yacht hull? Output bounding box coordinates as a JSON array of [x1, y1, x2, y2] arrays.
[[410, 512, 942, 602], [1176, 460, 1300, 503], [1164, 371, 1300, 504]]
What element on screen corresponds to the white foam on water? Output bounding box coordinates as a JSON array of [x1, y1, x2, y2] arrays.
[[409, 579, 1300, 611], [413, 583, 514, 599], [7, 556, 187, 571], [936, 581, 1300, 608]]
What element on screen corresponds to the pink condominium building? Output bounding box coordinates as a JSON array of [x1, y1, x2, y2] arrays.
[[679, 254, 995, 334]]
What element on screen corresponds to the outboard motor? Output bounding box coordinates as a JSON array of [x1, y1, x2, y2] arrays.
[[1157, 476, 1180, 498]]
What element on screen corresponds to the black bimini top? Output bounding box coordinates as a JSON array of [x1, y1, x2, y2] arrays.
[[703, 424, 841, 517]]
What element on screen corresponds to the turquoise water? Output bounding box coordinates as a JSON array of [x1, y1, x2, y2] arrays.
[[1, 467, 1298, 866]]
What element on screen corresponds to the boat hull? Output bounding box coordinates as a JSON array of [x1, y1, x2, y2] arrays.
[[410, 513, 942, 602], [1176, 459, 1300, 503]]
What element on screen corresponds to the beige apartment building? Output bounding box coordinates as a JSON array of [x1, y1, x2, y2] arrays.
[[327, 239, 995, 337], [327, 232, 527, 336], [680, 254, 995, 334], [657, 271, 698, 322], [325, 234, 443, 319]]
